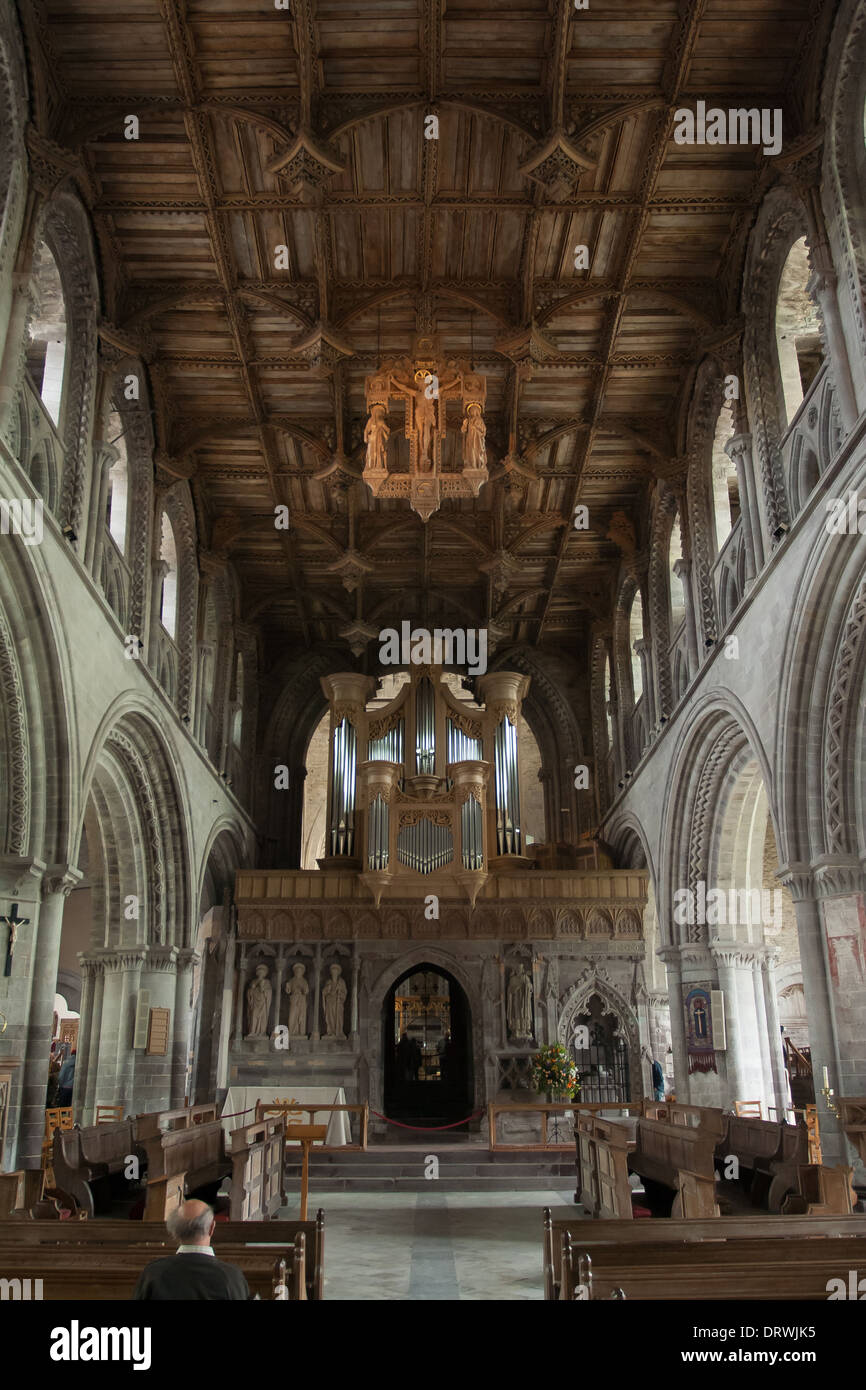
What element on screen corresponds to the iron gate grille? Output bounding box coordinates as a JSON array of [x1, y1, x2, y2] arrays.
[[571, 1021, 630, 1103]]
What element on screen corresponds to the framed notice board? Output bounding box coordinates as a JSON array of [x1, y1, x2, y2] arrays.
[[146, 1007, 171, 1056]]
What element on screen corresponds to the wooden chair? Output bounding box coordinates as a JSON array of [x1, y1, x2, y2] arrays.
[[41, 1108, 74, 1191], [95, 1105, 124, 1125], [734, 1100, 763, 1118]]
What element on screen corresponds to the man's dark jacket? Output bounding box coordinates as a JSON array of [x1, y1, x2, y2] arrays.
[[132, 1252, 250, 1300]]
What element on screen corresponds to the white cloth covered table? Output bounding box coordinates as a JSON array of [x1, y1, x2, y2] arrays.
[[221, 1086, 351, 1146]]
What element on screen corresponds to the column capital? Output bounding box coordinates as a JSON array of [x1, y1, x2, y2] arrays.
[[92, 440, 121, 474], [774, 862, 816, 902], [710, 941, 763, 969], [42, 866, 83, 899], [812, 854, 866, 899]]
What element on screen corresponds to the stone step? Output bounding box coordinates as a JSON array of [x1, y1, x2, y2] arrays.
[[282, 1176, 578, 1193], [285, 1163, 574, 1180]]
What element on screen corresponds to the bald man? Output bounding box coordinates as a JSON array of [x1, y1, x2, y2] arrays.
[[132, 1200, 250, 1301]]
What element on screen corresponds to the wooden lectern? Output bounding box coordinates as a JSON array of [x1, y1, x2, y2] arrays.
[[285, 1123, 327, 1220]]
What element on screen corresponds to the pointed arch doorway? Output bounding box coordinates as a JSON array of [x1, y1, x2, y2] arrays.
[[383, 963, 473, 1123]]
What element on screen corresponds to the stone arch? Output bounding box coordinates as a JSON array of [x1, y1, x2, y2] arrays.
[[493, 645, 585, 843], [822, 0, 866, 402], [29, 185, 101, 543], [0, 542, 75, 865], [78, 706, 193, 949], [366, 946, 485, 1122], [101, 360, 155, 641], [647, 485, 681, 720], [155, 481, 199, 719], [684, 355, 732, 645], [659, 693, 777, 948], [590, 628, 616, 816], [775, 524, 866, 867], [557, 969, 642, 1102], [612, 568, 647, 767], [741, 185, 813, 543]]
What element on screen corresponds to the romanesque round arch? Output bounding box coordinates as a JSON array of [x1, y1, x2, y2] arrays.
[[822, 0, 866, 377]]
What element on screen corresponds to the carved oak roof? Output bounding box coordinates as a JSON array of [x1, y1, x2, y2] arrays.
[[28, 0, 820, 664]]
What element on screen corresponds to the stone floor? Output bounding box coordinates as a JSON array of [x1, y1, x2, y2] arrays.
[[282, 1188, 581, 1300]]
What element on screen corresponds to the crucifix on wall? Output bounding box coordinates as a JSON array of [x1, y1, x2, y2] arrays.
[[0, 903, 30, 976]]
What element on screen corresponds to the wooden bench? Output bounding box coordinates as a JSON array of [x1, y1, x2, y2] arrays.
[[141, 1119, 230, 1222], [134, 1103, 218, 1141], [838, 1097, 866, 1168], [229, 1116, 287, 1221], [723, 1112, 809, 1210], [543, 1209, 866, 1300], [0, 1212, 326, 1300], [51, 1120, 141, 1219], [575, 1112, 720, 1218], [0, 1237, 307, 1300], [574, 1114, 636, 1217]]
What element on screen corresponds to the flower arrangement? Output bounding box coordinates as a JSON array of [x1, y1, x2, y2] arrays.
[[531, 1043, 579, 1099]]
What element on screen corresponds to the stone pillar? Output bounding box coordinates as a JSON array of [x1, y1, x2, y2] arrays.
[[747, 946, 774, 1113], [17, 869, 80, 1168], [171, 949, 197, 1107], [272, 947, 286, 1036], [710, 944, 750, 1107], [233, 944, 248, 1044], [806, 267, 858, 434], [311, 942, 322, 1042], [657, 947, 688, 1099], [726, 434, 760, 580], [350, 943, 360, 1043], [82, 960, 105, 1123], [149, 560, 169, 661], [673, 556, 699, 680], [0, 274, 32, 442], [86, 441, 120, 577], [761, 948, 789, 1119], [633, 637, 653, 730], [216, 928, 236, 1092], [777, 865, 845, 1166], [73, 959, 97, 1118]]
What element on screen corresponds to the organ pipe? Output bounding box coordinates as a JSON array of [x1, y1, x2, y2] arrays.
[[447, 719, 482, 763], [397, 818, 454, 872], [367, 794, 389, 870], [415, 677, 436, 774], [329, 717, 357, 856], [461, 796, 484, 870], [368, 720, 404, 765], [493, 717, 522, 856]]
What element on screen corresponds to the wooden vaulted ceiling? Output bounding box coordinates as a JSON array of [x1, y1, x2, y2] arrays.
[[26, 0, 820, 667]]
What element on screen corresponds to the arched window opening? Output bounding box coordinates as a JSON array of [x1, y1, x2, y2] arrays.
[[301, 708, 330, 869], [668, 514, 685, 631], [517, 715, 544, 847], [231, 653, 244, 749], [628, 591, 644, 702], [199, 591, 219, 760], [104, 409, 129, 553], [775, 237, 822, 425], [26, 240, 67, 427], [159, 512, 178, 638], [711, 402, 739, 550]]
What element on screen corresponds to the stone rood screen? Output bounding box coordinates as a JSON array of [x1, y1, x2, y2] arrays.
[[318, 666, 531, 906]]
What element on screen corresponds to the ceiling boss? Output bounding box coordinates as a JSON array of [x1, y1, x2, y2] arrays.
[[362, 332, 489, 522]]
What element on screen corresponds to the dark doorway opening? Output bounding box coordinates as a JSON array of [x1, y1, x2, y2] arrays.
[[383, 964, 473, 1123], [570, 995, 631, 1104]]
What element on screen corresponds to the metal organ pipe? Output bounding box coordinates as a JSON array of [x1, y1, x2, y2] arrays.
[[493, 717, 522, 856], [415, 678, 436, 774], [329, 717, 357, 856], [368, 720, 404, 767], [397, 818, 454, 872], [446, 719, 482, 763], [461, 795, 484, 869], [367, 794, 389, 870]]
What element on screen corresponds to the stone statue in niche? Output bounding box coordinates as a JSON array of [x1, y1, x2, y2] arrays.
[[246, 963, 272, 1037], [364, 403, 390, 472], [285, 962, 309, 1037], [322, 962, 348, 1039], [461, 402, 486, 469], [506, 964, 534, 1041]]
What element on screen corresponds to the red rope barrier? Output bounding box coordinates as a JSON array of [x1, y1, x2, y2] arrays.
[[370, 1109, 483, 1132], [220, 1105, 257, 1120]]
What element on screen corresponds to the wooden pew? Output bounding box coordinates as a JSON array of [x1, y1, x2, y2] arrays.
[[630, 1114, 719, 1215], [724, 1112, 809, 1211], [781, 1164, 857, 1215], [0, 1236, 307, 1300], [229, 1115, 287, 1222], [574, 1113, 635, 1217], [51, 1120, 141, 1219], [134, 1103, 217, 1140], [543, 1209, 866, 1301], [0, 1211, 327, 1301], [141, 1119, 230, 1222]]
